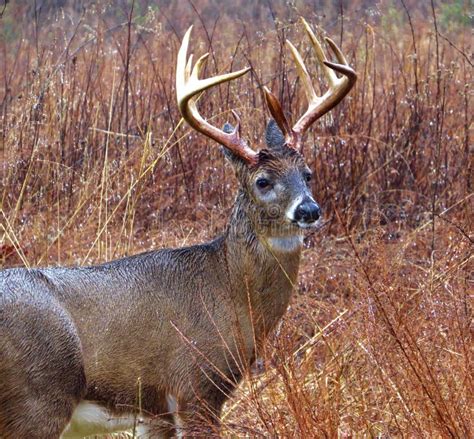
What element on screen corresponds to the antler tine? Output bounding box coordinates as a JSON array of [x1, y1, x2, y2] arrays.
[[325, 37, 348, 65], [176, 26, 256, 164], [301, 22, 339, 88], [284, 18, 357, 149], [286, 40, 319, 102]]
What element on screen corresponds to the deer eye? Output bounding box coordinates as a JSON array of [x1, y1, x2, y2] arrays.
[[256, 177, 272, 190], [304, 172, 312, 182]]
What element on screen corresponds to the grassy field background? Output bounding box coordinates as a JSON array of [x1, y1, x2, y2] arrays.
[[1, 0, 472, 437]]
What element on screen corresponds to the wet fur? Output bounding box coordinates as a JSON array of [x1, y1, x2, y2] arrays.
[[0, 125, 312, 438]]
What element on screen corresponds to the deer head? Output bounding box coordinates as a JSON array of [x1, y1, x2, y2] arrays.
[[177, 20, 356, 242]]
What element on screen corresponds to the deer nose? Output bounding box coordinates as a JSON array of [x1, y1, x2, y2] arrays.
[[294, 200, 321, 223]]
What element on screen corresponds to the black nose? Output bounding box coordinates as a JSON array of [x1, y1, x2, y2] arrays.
[[294, 200, 321, 223]]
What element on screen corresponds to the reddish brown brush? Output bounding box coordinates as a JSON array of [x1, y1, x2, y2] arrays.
[[1, 1, 471, 437]]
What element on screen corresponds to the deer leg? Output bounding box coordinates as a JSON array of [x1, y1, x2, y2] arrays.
[[174, 371, 239, 437], [174, 399, 224, 438], [137, 411, 176, 439], [0, 364, 81, 439], [0, 297, 86, 439]]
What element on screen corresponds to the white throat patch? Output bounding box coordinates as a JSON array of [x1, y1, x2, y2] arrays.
[[266, 235, 303, 253]]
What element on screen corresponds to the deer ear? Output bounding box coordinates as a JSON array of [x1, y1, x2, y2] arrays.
[[221, 123, 249, 169], [265, 119, 286, 150]]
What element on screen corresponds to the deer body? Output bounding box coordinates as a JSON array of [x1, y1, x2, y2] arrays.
[[0, 20, 355, 438], [1, 191, 302, 438]]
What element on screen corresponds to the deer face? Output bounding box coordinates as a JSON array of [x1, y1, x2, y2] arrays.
[[224, 120, 321, 237]]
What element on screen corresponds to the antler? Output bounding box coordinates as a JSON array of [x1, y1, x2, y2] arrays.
[[264, 18, 357, 150], [177, 26, 257, 164]]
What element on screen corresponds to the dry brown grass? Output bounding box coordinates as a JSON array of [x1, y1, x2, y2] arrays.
[[1, 0, 472, 437]]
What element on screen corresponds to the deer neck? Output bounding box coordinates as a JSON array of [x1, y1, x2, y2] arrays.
[[222, 191, 303, 336]]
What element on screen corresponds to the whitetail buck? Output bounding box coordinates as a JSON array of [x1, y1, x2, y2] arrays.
[[0, 19, 356, 438]]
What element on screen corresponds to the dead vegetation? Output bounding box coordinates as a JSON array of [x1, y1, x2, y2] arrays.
[[1, 0, 472, 437]]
